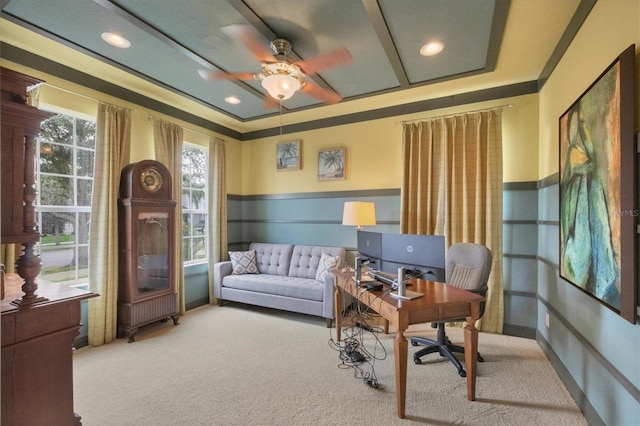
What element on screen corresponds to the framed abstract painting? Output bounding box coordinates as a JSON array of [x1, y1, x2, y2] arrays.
[[558, 44, 636, 323]]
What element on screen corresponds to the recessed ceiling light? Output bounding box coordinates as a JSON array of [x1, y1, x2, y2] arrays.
[[224, 96, 241, 105], [101, 32, 131, 48], [420, 40, 444, 56]]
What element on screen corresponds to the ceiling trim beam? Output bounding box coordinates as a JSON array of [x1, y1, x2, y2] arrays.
[[361, 0, 409, 88], [484, 0, 511, 73], [537, 0, 597, 90]]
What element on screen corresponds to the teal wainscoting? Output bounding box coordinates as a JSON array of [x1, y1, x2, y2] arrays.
[[503, 182, 539, 338], [536, 176, 640, 426]]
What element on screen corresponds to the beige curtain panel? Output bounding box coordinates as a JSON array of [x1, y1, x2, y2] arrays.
[[87, 103, 131, 346], [208, 137, 227, 305], [153, 119, 185, 314], [401, 109, 504, 333]]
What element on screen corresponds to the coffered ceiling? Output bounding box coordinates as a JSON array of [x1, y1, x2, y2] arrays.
[[1, 0, 590, 136]]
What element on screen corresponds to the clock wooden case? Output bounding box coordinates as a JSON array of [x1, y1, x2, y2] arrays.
[[118, 160, 179, 342]]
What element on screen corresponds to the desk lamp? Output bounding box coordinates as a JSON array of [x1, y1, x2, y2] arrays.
[[341, 201, 376, 231]]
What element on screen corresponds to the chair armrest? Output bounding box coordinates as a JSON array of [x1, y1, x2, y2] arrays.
[[213, 261, 232, 299]]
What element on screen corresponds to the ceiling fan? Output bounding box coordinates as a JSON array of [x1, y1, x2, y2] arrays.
[[198, 24, 352, 107]]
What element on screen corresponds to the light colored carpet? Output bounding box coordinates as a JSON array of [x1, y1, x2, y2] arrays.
[[73, 303, 588, 425]]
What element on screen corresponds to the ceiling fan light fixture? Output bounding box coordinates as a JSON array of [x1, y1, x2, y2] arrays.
[[420, 40, 444, 56], [261, 74, 301, 100]]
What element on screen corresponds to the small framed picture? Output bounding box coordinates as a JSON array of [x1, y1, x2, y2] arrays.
[[317, 147, 345, 181], [276, 140, 301, 171]]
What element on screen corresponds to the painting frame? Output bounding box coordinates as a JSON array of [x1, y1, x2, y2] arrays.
[[276, 140, 301, 171], [317, 147, 346, 181], [558, 44, 636, 324]]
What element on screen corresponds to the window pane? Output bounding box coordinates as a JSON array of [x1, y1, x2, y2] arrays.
[[77, 148, 94, 177], [39, 144, 73, 175], [76, 119, 96, 148], [40, 115, 73, 145], [182, 190, 191, 209], [78, 212, 91, 244], [41, 211, 76, 244], [193, 213, 206, 235], [191, 190, 205, 210], [40, 176, 74, 206], [182, 213, 192, 236], [77, 178, 92, 206], [193, 237, 206, 260], [183, 239, 192, 261]]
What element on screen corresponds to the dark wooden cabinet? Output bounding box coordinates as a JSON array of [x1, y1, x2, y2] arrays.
[[118, 160, 179, 342], [1, 68, 97, 425], [1, 67, 54, 303]]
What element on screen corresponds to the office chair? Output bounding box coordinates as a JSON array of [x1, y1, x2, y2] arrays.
[[410, 242, 492, 377]]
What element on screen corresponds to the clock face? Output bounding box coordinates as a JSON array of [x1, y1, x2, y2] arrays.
[[140, 168, 163, 193]]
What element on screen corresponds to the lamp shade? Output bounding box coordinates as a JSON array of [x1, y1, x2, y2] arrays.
[[261, 74, 301, 100], [342, 201, 376, 230]]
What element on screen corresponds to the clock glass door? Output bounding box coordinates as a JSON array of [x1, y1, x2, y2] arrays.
[[136, 212, 170, 293]]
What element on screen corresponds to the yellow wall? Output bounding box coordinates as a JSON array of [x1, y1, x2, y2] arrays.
[[240, 93, 539, 195], [3, 44, 540, 197], [539, 0, 640, 179]]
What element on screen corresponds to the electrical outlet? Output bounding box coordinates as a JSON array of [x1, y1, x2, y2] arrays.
[[545, 312, 550, 328]]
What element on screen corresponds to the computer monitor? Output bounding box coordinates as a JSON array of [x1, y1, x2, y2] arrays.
[[380, 233, 445, 282], [356, 230, 382, 264]]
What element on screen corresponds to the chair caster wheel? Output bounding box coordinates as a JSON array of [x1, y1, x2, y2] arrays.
[[458, 370, 467, 377], [478, 355, 485, 362], [411, 341, 419, 346], [414, 357, 422, 365]]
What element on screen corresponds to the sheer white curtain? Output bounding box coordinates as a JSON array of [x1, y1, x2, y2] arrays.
[[153, 119, 185, 314], [87, 103, 131, 346], [401, 109, 504, 333], [207, 137, 227, 304]]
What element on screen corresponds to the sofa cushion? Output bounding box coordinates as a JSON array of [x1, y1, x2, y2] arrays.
[[228, 250, 259, 274], [316, 252, 340, 282], [288, 245, 345, 279], [222, 274, 325, 302], [250, 243, 294, 276]]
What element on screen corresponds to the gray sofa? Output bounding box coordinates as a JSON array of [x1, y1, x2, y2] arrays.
[[213, 243, 346, 327]]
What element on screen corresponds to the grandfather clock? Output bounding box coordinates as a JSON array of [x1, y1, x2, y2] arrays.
[[118, 160, 179, 342]]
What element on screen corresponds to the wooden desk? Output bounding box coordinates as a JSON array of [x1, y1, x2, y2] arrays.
[[334, 271, 485, 419]]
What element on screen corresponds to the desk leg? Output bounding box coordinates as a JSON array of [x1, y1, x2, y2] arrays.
[[334, 282, 343, 342], [394, 329, 408, 419], [464, 315, 479, 401]]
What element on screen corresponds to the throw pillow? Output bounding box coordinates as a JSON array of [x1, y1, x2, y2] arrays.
[[229, 250, 259, 275], [316, 252, 340, 282]]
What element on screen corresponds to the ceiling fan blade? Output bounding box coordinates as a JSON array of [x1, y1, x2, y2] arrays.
[[294, 47, 352, 75], [300, 82, 343, 104], [198, 69, 257, 81], [221, 24, 276, 63]]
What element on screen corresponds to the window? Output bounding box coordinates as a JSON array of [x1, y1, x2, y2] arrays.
[[182, 144, 208, 263], [36, 113, 96, 284]]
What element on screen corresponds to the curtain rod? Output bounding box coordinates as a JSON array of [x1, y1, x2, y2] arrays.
[[396, 103, 516, 125]]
